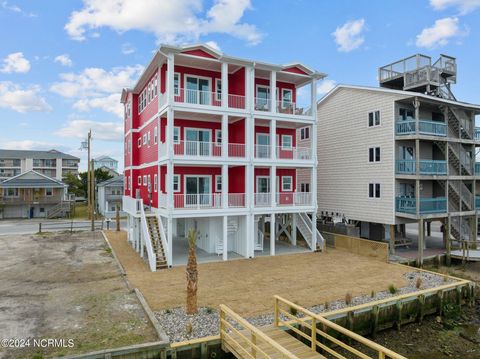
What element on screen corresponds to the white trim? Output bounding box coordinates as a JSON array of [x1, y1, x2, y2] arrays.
[[368, 146, 381, 163], [183, 175, 212, 206], [154, 126, 158, 144], [173, 72, 180, 96], [281, 176, 293, 191], [138, 176, 141, 185], [281, 135, 292, 150], [368, 110, 381, 128], [183, 74, 212, 105], [215, 78, 222, 102], [154, 174, 158, 192], [281, 88, 293, 109], [45, 187, 53, 196], [143, 134, 147, 145], [173, 126, 180, 144], [184, 127, 213, 143], [256, 176, 270, 192], [215, 129, 222, 144], [143, 175, 147, 185]]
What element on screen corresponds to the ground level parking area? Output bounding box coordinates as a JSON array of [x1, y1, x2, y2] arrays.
[[0, 231, 157, 359], [106, 230, 412, 317]]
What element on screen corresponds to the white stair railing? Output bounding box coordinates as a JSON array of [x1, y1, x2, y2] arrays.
[[296, 213, 313, 249], [139, 205, 157, 272], [255, 228, 264, 251], [157, 216, 170, 267]]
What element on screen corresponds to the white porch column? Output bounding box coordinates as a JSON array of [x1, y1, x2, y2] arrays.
[[270, 166, 276, 207], [311, 212, 317, 251], [167, 217, 173, 266], [270, 213, 276, 255], [270, 119, 276, 160], [166, 108, 174, 210], [166, 53, 175, 104], [222, 164, 228, 209], [292, 213, 297, 246], [245, 66, 254, 112], [269, 71, 277, 113], [310, 78, 317, 119], [223, 215, 228, 261], [221, 62, 228, 109], [221, 114, 228, 159]]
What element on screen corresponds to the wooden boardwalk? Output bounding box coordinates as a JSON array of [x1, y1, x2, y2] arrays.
[[223, 325, 326, 359]]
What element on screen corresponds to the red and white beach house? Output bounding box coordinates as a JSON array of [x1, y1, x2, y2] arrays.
[[122, 43, 325, 269]]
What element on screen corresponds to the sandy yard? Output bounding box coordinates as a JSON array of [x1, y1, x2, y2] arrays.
[[106, 230, 412, 317], [0, 231, 157, 359]]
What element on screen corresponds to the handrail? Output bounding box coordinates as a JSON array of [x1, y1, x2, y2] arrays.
[[274, 296, 408, 359], [139, 204, 157, 271], [219, 304, 300, 359], [297, 213, 313, 249], [157, 216, 169, 266]]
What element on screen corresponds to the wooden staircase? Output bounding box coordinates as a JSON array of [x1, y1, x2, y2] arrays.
[[146, 216, 168, 270]]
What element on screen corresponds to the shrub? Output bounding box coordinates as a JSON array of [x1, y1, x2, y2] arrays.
[[345, 292, 352, 305], [185, 320, 193, 335], [205, 306, 214, 314], [324, 301, 330, 310], [370, 290, 376, 298], [388, 284, 398, 295], [415, 277, 422, 289], [289, 306, 298, 316], [164, 308, 172, 314]]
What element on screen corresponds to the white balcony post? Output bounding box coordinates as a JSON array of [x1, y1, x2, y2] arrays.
[[221, 62, 228, 109], [167, 216, 173, 266], [310, 78, 317, 118], [167, 53, 175, 104], [222, 114, 228, 159], [270, 119, 276, 160], [222, 164, 228, 209], [292, 214, 297, 246], [245, 66, 254, 112], [270, 71, 276, 113], [223, 215, 228, 261], [270, 166, 276, 207], [270, 213, 275, 255]]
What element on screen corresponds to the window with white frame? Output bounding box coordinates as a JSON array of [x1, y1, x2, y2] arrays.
[[154, 126, 158, 144], [281, 135, 292, 150], [154, 76, 158, 96], [45, 188, 53, 196], [154, 174, 158, 192], [300, 127, 310, 140], [282, 176, 293, 191], [300, 183, 310, 192], [368, 111, 380, 127], [138, 176, 141, 185], [215, 175, 222, 192], [129, 176, 132, 190], [147, 175, 151, 189], [281, 88, 293, 108], [215, 79, 222, 101], [4, 188, 19, 197], [173, 174, 180, 192], [215, 130, 222, 144], [148, 83, 151, 102], [143, 134, 147, 145], [138, 138, 141, 147], [369, 183, 381, 198], [143, 175, 147, 185], [369, 147, 381, 162], [174, 73, 180, 96], [147, 131, 151, 145], [173, 127, 180, 144]]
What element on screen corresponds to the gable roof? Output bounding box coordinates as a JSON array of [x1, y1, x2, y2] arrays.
[[0, 149, 79, 160], [95, 155, 118, 162], [97, 175, 124, 187], [318, 84, 480, 111], [0, 170, 66, 189]]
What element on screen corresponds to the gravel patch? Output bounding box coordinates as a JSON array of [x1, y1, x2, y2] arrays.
[[156, 271, 455, 342]]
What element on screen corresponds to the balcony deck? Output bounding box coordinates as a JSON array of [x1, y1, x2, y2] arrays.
[[396, 160, 447, 175], [395, 120, 447, 137], [396, 197, 447, 215]]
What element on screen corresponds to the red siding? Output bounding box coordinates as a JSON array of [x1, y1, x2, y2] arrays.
[[254, 126, 296, 146], [228, 67, 245, 96], [229, 166, 245, 193], [229, 119, 245, 144], [254, 78, 296, 103], [283, 66, 308, 75], [182, 49, 217, 59], [134, 165, 159, 207], [138, 70, 159, 127], [174, 65, 221, 94], [253, 168, 296, 192]]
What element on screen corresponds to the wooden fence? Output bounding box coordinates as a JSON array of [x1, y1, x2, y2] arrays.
[[321, 232, 389, 262]]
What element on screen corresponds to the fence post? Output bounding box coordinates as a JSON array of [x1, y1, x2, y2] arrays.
[[274, 297, 279, 327], [116, 205, 120, 231], [70, 220, 73, 233], [311, 317, 317, 351], [38, 223, 42, 233]]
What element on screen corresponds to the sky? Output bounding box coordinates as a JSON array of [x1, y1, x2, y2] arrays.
[[1, 0, 480, 172]]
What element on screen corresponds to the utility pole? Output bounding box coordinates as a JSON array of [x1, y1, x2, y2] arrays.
[[80, 130, 93, 230], [91, 158, 95, 231]]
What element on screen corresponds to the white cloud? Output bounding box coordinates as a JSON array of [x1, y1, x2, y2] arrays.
[[54, 54, 73, 67], [56, 119, 123, 142], [205, 40, 221, 51], [1, 140, 68, 152], [0, 82, 52, 113], [416, 17, 464, 49], [332, 19, 366, 52], [0, 52, 31, 73], [121, 42, 135, 55], [317, 79, 337, 96], [430, 0, 480, 14], [50, 65, 143, 98], [1, 1, 37, 17], [65, 0, 262, 45], [73, 94, 123, 118]]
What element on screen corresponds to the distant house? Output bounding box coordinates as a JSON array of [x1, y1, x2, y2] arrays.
[[97, 165, 119, 178], [0, 170, 70, 219], [93, 156, 118, 172], [0, 149, 79, 181], [97, 175, 124, 217]]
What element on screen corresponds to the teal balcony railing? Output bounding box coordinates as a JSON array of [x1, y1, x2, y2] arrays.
[[396, 160, 447, 175], [396, 120, 447, 137], [475, 127, 480, 141], [476, 196, 480, 209], [476, 162, 480, 175], [396, 197, 447, 214]]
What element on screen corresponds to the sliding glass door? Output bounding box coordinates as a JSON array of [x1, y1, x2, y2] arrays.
[[185, 129, 211, 156], [186, 76, 210, 105], [185, 176, 211, 206]]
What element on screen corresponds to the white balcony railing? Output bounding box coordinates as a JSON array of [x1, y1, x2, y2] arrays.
[[174, 88, 221, 107], [276, 192, 312, 206], [276, 146, 312, 160], [122, 195, 141, 215], [173, 140, 222, 157], [228, 143, 246, 157], [254, 98, 271, 112], [228, 94, 246, 109], [275, 101, 311, 116], [254, 145, 271, 159], [228, 193, 246, 207], [254, 193, 272, 207], [173, 193, 222, 209]]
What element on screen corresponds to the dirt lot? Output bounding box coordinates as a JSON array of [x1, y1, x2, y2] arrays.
[[106, 230, 412, 317], [0, 231, 157, 359]]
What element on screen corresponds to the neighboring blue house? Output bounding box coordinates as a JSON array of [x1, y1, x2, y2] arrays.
[[93, 155, 118, 172]]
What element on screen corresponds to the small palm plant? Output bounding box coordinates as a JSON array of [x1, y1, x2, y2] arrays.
[[186, 229, 198, 315]]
